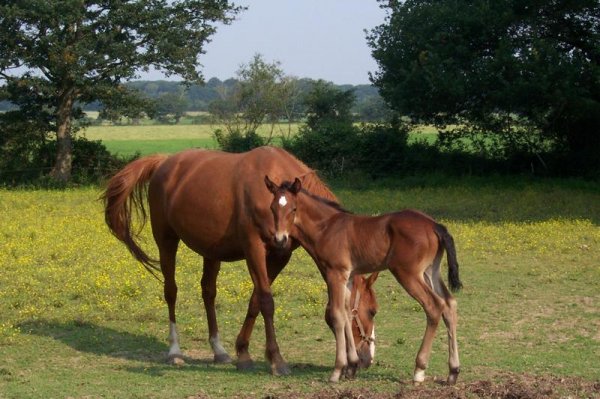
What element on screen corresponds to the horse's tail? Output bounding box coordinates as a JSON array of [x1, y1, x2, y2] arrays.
[[102, 154, 169, 277], [435, 223, 463, 292]]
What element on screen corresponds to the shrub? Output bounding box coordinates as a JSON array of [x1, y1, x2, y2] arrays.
[[213, 128, 265, 153], [284, 122, 361, 177], [356, 119, 410, 177]]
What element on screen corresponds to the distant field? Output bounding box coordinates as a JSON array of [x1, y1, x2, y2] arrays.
[[82, 122, 439, 156], [82, 123, 298, 156]]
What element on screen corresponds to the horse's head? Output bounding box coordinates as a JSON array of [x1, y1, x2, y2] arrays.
[[264, 175, 301, 249], [350, 272, 379, 369]]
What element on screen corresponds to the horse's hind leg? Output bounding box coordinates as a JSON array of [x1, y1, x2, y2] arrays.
[[390, 269, 445, 384], [158, 236, 183, 364], [201, 258, 232, 363]]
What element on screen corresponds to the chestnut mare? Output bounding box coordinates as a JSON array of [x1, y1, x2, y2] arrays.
[[102, 146, 376, 375], [265, 176, 463, 384]]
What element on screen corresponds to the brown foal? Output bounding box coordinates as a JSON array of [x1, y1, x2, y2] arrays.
[[265, 176, 463, 384]]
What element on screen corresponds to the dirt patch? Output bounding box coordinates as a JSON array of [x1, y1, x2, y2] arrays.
[[217, 373, 600, 399]]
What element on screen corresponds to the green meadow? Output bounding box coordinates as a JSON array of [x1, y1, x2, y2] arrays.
[[82, 123, 298, 156], [0, 124, 598, 398]]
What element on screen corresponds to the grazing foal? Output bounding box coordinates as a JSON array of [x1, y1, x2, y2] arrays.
[[265, 176, 463, 384]]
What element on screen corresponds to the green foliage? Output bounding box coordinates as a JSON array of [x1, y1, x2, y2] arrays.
[[213, 128, 265, 153], [356, 118, 410, 177], [153, 92, 189, 124], [284, 81, 361, 175], [0, 122, 131, 186], [0, 109, 52, 181], [210, 54, 299, 152], [0, 0, 242, 181], [303, 80, 356, 131], [368, 0, 600, 172]]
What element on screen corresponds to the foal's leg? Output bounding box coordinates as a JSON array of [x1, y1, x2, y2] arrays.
[[237, 241, 290, 376], [428, 256, 461, 385], [201, 258, 232, 363], [326, 270, 359, 383], [391, 270, 445, 384], [235, 250, 290, 371], [158, 237, 183, 364], [435, 277, 460, 384]]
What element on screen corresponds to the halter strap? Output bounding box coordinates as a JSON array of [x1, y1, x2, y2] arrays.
[[351, 289, 375, 343]]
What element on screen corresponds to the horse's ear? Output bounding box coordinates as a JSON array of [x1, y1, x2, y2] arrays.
[[290, 177, 302, 194], [367, 272, 379, 289], [265, 175, 277, 194]]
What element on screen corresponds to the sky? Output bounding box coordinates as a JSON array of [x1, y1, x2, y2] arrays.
[[145, 0, 388, 85]]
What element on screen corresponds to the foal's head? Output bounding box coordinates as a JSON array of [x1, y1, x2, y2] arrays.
[[350, 272, 379, 369], [264, 176, 301, 248]]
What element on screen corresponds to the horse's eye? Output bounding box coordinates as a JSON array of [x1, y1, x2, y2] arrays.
[[369, 309, 377, 318]]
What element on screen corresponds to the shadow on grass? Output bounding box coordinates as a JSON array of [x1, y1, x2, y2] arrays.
[[18, 319, 171, 364], [16, 319, 336, 378]]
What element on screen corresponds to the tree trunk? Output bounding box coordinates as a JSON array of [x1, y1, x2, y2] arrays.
[[50, 89, 75, 183]]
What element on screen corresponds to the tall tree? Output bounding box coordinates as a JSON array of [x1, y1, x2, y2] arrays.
[[0, 0, 242, 182], [368, 0, 600, 167], [209, 54, 298, 151]]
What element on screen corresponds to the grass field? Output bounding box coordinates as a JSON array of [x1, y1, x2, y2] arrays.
[[81, 123, 298, 156], [0, 174, 599, 398]]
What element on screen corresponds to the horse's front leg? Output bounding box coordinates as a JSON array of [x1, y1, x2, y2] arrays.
[[201, 257, 232, 363], [236, 241, 290, 376]]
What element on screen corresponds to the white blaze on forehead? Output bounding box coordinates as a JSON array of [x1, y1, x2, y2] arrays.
[[278, 195, 288, 207]]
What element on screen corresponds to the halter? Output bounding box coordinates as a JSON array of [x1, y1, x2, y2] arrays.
[[351, 289, 375, 344]]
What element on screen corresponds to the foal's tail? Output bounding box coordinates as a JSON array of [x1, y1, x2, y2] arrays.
[[102, 154, 168, 277], [435, 224, 463, 292]]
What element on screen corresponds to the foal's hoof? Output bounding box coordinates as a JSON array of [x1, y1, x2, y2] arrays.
[[168, 354, 185, 366], [447, 368, 460, 385], [236, 359, 255, 371], [214, 353, 233, 364], [344, 364, 358, 380], [271, 362, 291, 376]]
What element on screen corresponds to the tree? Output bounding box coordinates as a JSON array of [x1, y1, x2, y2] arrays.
[[209, 54, 298, 151], [284, 80, 360, 175], [0, 0, 242, 182], [154, 92, 189, 124], [368, 0, 600, 169]]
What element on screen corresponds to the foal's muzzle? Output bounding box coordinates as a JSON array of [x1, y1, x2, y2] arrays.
[[274, 232, 289, 248]]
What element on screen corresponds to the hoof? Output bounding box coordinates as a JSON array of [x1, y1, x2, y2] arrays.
[[168, 354, 185, 366], [214, 353, 233, 364], [271, 362, 291, 376], [344, 364, 358, 380], [447, 368, 460, 385], [236, 359, 255, 371], [413, 368, 426, 384], [329, 369, 342, 383]]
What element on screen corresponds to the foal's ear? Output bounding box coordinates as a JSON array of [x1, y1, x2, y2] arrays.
[[366, 272, 379, 289], [290, 177, 302, 194], [265, 175, 278, 194]]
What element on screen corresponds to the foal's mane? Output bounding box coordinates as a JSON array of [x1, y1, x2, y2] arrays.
[[297, 170, 338, 202], [280, 179, 351, 214]]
